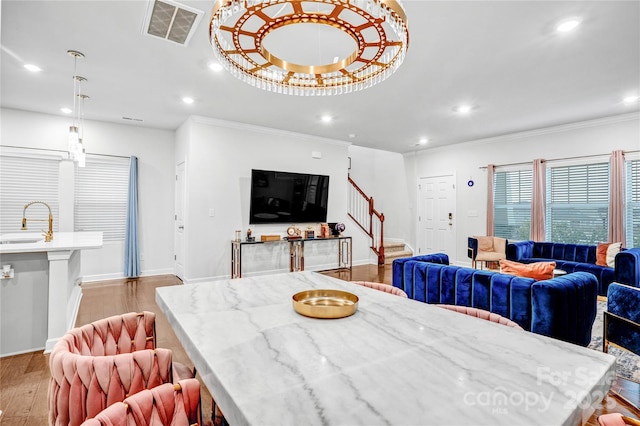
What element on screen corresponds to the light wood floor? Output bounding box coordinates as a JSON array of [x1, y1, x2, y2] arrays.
[[0, 265, 637, 425]]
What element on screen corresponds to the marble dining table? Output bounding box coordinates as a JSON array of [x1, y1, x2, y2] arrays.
[[156, 271, 616, 426]]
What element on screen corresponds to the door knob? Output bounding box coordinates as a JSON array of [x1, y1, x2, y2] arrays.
[[178, 226, 184, 230]]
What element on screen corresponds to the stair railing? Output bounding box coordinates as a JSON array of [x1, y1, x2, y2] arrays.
[[347, 176, 385, 264]]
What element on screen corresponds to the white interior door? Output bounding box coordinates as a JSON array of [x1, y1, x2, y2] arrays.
[[175, 161, 186, 280], [418, 175, 456, 258]]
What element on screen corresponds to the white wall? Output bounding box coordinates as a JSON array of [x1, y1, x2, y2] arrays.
[[1, 108, 176, 280], [177, 116, 371, 282], [404, 112, 640, 265]]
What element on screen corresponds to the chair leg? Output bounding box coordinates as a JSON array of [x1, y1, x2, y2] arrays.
[[603, 313, 609, 353], [212, 400, 229, 426]]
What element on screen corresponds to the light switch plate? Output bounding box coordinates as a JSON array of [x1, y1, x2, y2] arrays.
[[209, 209, 215, 217]]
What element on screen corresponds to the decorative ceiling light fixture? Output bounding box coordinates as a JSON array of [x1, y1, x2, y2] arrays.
[[209, 0, 409, 96], [67, 50, 85, 162]]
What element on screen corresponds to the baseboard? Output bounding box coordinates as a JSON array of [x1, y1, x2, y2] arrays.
[[81, 268, 175, 283], [183, 259, 372, 284], [1, 346, 46, 358]]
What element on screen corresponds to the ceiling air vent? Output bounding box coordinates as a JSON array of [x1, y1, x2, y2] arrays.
[[143, 0, 203, 46]]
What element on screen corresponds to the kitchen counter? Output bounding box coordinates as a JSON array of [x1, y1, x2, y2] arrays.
[[0, 231, 103, 356], [0, 231, 103, 254]]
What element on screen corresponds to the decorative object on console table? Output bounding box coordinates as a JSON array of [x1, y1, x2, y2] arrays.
[[329, 222, 346, 237], [246, 228, 255, 242], [260, 234, 280, 242], [286, 225, 301, 240], [305, 227, 315, 239], [235, 230, 241, 242], [320, 223, 330, 238]]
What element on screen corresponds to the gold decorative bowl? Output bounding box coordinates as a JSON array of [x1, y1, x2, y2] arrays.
[[292, 289, 359, 319]]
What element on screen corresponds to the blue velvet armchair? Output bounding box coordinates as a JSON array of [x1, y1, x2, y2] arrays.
[[604, 283, 640, 356]]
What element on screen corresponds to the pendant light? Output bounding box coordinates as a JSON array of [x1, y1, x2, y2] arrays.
[[67, 50, 85, 160]]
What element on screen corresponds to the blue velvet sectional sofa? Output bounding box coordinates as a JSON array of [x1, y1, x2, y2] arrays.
[[506, 240, 640, 296], [392, 254, 598, 346]]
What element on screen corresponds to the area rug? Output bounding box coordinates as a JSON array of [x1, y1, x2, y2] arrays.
[[588, 300, 640, 383]]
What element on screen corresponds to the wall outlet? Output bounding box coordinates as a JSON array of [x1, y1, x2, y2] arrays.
[[209, 208, 215, 217], [140, 253, 145, 261]]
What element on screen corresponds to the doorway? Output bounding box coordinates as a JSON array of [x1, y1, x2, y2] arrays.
[[417, 175, 456, 258]]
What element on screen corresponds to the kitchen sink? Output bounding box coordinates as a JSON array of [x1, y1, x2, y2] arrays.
[[0, 233, 44, 244]]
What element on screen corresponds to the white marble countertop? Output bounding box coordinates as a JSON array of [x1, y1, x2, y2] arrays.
[[0, 231, 103, 254], [156, 271, 615, 426]]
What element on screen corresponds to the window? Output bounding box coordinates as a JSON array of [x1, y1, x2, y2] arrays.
[[0, 153, 60, 234], [546, 162, 609, 244], [493, 169, 532, 240], [74, 157, 129, 241], [627, 159, 640, 247]]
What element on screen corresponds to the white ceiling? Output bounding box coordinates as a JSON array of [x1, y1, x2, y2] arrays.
[[1, 0, 639, 153]]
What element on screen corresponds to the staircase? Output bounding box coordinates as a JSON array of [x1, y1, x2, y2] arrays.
[[347, 176, 413, 265], [383, 242, 413, 265]]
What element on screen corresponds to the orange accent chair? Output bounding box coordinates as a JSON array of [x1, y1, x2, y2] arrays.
[[352, 280, 408, 298], [48, 311, 194, 426], [81, 378, 201, 425], [436, 304, 524, 329]]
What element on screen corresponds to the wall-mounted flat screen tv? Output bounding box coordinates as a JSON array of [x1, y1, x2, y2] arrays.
[[249, 169, 330, 224]]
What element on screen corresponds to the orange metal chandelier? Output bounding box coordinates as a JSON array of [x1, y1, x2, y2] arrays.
[[209, 0, 409, 95]]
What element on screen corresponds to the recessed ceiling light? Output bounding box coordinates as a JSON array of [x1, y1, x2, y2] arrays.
[[556, 19, 581, 33], [182, 97, 194, 104], [453, 104, 473, 114], [209, 62, 223, 72], [419, 138, 429, 145], [623, 95, 639, 105], [60, 107, 72, 114], [24, 64, 42, 72], [321, 115, 332, 123], [348, 134, 357, 139]]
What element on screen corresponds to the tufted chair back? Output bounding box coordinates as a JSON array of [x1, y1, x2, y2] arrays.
[[49, 312, 174, 426], [437, 304, 524, 329], [69, 311, 157, 356], [81, 379, 201, 426], [352, 281, 409, 298]]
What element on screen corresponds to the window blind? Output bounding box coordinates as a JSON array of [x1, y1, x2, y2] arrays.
[[74, 156, 129, 241], [0, 154, 60, 234], [627, 159, 640, 247], [546, 162, 609, 244], [493, 169, 532, 240]]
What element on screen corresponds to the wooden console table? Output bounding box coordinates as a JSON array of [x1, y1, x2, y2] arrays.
[[231, 236, 352, 278]]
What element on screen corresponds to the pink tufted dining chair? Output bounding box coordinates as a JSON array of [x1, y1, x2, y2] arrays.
[[597, 413, 640, 426], [436, 305, 523, 329], [81, 378, 202, 425], [48, 311, 193, 426], [351, 281, 409, 298]]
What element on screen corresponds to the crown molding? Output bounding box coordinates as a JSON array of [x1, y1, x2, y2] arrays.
[[188, 115, 352, 148], [406, 112, 640, 158]]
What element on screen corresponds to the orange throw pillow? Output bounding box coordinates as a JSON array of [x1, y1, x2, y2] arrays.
[[499, 259, 556, 280], [596, 243, 610, 266]]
